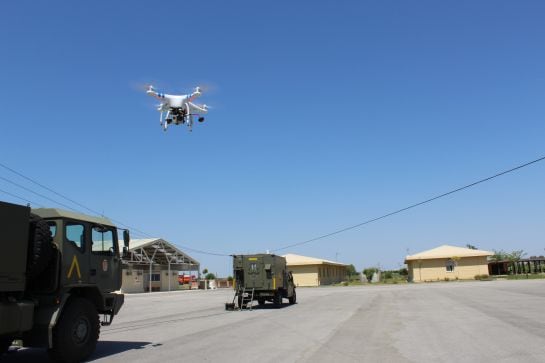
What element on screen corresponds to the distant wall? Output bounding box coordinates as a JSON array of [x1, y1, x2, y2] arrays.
[[161, 270, 179, 291], [289, 264, 348, 286], [289, 265, 319, 287], [121, 269, 144, 293], [318, 264, 348, 285], [122, 268, 179, 293], [408, 256, 489, 282]]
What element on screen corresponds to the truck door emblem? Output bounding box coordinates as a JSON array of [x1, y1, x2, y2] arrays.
[[102, 259, 108, 272], [67, 255, 82, 279]]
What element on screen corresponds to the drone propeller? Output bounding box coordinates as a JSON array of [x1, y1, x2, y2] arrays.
[[130, 81, 154, 92], [192, 82, 217, 94]]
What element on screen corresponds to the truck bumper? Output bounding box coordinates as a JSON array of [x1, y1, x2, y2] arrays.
[[110, 292, 124, 315]]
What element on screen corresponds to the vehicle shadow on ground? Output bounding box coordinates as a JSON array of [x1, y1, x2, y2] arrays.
[[89, 340, 154, 361], [0, 341, 152, 362], [244, 302, 296, 310]]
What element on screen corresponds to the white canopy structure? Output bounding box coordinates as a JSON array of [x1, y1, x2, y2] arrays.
[[122, 238, 200, 292]]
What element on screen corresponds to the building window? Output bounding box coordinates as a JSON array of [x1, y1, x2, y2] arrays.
[[446, 259, 455, 272], [151, 273, 161, 281]]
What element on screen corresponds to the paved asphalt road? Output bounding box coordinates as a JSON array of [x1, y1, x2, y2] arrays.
[[4, 280, 545, 362]]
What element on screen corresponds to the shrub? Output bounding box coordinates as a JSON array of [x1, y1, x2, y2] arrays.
[[444, 277, 450, 281], [205, 273, 216, 280]]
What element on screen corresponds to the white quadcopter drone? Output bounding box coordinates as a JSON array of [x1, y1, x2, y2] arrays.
[[146, 85, 209, 132]]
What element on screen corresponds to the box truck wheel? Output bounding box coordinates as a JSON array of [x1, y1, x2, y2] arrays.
[[48, 297, 99, 363], [274, 292, 282, 307]]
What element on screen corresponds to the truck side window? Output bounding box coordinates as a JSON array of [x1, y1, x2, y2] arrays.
[[65, 223, 84, 251], [92, 226, 115, 255]]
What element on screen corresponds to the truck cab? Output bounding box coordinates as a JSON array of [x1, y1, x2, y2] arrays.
[[0, 201, 128, 362]]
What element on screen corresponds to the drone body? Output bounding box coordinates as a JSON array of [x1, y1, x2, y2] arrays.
[[146, 85, 209, 132]]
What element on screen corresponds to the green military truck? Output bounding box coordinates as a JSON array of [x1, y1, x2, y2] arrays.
[[0, 200, 129, 362], [231, 254, 296, 309]]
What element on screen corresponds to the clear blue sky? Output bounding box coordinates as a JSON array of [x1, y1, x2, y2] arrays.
[[1, 1, 545, 276]]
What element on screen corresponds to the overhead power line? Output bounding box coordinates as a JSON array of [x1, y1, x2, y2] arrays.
[[0, 162, 104, 216], [272, 155, 545, 252], [0, 187, 44, 208], [0, 162, 230, 257], [0, 175, 81, 213]]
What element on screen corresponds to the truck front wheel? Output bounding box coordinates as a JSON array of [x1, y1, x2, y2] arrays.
[[289, 290, 297, 304], [48, 297, 100, 363]]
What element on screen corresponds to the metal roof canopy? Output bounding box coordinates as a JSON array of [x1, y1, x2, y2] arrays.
[[124, 238, 200, 271]]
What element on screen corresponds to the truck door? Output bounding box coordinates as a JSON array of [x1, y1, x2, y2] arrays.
[[88, 225, 121, 292], [246, 257, 263, 289], [63, 222, 89, 285]]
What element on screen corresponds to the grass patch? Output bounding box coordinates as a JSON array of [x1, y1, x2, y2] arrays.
[[506, 273, 545, 280]]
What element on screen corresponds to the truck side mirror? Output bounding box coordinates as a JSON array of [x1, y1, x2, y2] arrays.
[[123, 230, 130, 248]]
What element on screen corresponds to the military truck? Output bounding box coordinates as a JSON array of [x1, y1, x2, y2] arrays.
[[231, 254, 296, 308], [0, 200, 129, 362]]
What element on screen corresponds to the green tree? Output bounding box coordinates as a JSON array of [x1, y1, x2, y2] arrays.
[[363, 267, 378, 282], [205, 273, 216, 280], [507, 250, 526, 274], [347, 264, 357, 280], [508, 250, 526, 261], [490, 250, 508, 275], [490, 250, 508, 262]]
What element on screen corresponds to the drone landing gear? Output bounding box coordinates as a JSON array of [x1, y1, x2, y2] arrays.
[[164, 118, 172, 131]]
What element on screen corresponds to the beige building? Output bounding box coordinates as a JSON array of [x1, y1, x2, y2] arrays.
[[283, 254, 348, 287], [405, 245, 493, 282], [121, 238, 199, 293]]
